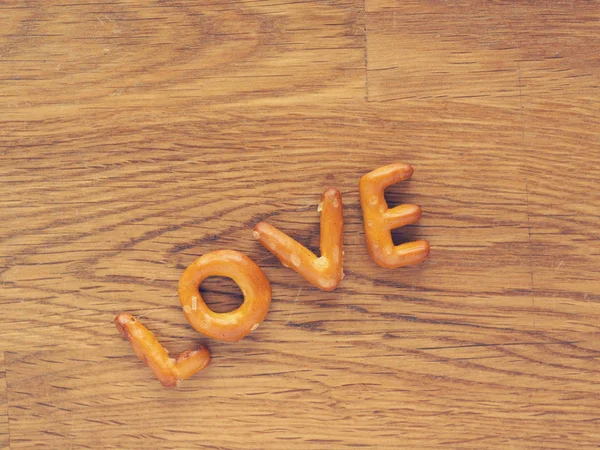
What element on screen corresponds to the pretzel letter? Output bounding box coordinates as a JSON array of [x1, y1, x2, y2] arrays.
[[115, 313, 210, 388], [178, 250, 272, 342], [360, 163, 429, 268], [253, 188, 344, 291]]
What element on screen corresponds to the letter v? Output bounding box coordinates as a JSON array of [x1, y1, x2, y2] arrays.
[[254, 188, 344, 291]]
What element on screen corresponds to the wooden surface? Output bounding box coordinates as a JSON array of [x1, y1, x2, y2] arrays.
[[1, 1, 599, 448]]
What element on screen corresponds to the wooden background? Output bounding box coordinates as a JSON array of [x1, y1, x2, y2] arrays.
[[1, 1, 599, 448]]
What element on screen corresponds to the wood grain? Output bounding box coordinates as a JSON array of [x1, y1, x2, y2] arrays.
[[366, 0, 522, 106], [1, 1, 599, 448]]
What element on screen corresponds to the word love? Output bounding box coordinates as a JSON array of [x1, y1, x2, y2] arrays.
[[115, 162, 430, 387]]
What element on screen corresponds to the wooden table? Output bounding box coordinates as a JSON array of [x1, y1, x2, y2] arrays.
[[1, 1, 598, 448]]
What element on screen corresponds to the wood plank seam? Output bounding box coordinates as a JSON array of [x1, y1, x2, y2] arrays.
[[516, 57, 537, 332], [362, 0, 369, 102], [1, 352, 9, 450]]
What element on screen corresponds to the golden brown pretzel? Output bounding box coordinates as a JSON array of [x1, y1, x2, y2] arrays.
[[114, 313, 210, 388], [359, 163, 430, 268], [178, 250, 272, 342], [253, 188, 344, 291]]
